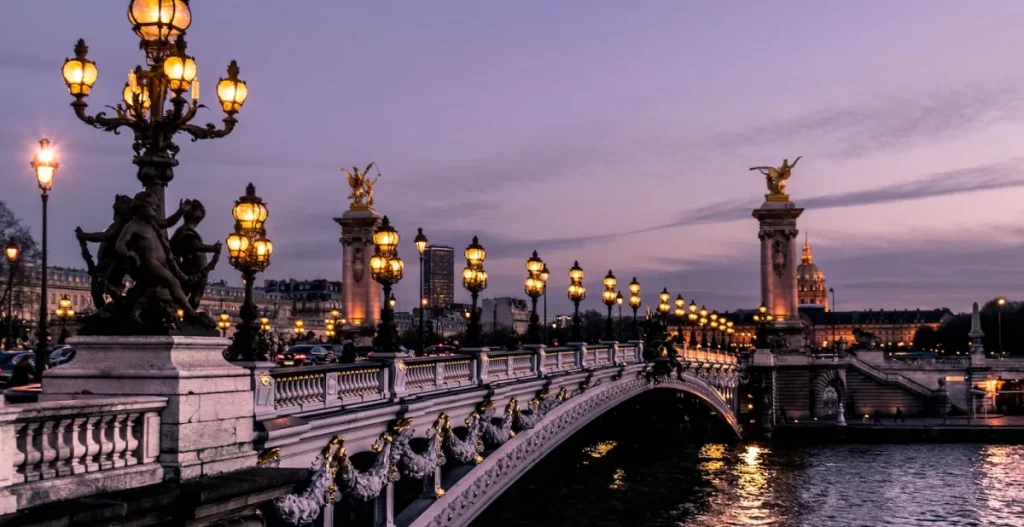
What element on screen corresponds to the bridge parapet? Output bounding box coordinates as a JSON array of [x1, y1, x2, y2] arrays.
[[0, 396, 166, 515]]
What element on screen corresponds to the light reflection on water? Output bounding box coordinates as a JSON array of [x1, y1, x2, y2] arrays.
[[474, 441, 1024, 527]]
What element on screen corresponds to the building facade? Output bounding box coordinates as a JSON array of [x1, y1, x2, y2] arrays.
[[264, 279, 343, 337], [422, 246, 455, 308], [482, 297, 530, 335]]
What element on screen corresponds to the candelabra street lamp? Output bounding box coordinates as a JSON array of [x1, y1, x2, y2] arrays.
[[524, 251, 546, 344], [293, 319, 305, 342], [540, 264, 550, 344], [54, 295, 76, 344], [674, 294, 686, 345], [3, 241, 19, 350], [370, 216, 404, 354], [687, 300, 698, 348], [601, 270, 618, 341], [225, 183, 272, 361], [567, 261, 586, 343], [31, 138, 58, 376], [628, 278, 641, 340], [325, 309, 341, 344], [61, 0, 248, 220], [217, 312, 231, 337], [710, 311, 720, 349], [698, 305, 709, 349], [461, 236, 487, 347], [415, 227, 428, 353], [259, 316, 271, 335], [752, 304, 774, 348], [657, 289, 671, 335]]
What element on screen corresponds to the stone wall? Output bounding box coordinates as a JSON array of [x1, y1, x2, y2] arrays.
[[844, 368, 927, 418]]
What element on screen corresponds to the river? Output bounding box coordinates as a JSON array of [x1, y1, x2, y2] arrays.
[[471, 393, 1024, 527]]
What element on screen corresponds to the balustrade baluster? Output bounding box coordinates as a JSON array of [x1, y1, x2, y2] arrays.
[[83, 415, 101, 472], [98, 414, 116, 470], [111, 414, 128, 468], [54, 417, 74, 477], [123, 413, 140, 466], [68, 416, 87, 475]]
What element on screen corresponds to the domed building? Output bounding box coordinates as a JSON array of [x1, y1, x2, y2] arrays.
[[797, 235, 829, 310]]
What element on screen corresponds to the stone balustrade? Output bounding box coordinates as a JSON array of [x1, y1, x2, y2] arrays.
[[250, 342, 654, 420], [0, 396, 166, 515]]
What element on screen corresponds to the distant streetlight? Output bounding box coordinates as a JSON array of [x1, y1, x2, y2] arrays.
[[31, 138, 58, 376], [540, 264, 550, 344], [524, 251, 546, 344], [370, 216, 403, 354], [462, 236, 487, 347], [54, 295, 75, 344], [225, 184, 273, 361], [3, 240, 19, 350], [567, 261, 586, 342], [601, 270, 617, 341], [997, 297, 1006, 356], [628, 278, 641, 341], [415, 227, 428, 353], [674, 294, 686, 346]]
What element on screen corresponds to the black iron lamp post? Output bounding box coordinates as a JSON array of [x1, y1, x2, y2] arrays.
[[54, 295, 76, 344], [567, 261, 586, 342], [3, 241, 19, 350], [540, 264, 550, 344], [997, 297, 1006, 357], [674, 294, 686, 345], [325, 309, 341, 344], [524, 251, 546, 344], [710, 311, 720, 349], [751, 304, 774, 348], [61, 0, 247, 220], [461, 236, 487, 347], [687, 300, 698, 347], [389, 293, 396, 310], [601, 270, 618, 341], [217, 312, 231, 337], [370, 216, 404, 354], [259, 316, 271, 335], [657, 289, 671, 334], [415, 228, 428, 353], [698, 305, 709, 349], [628, 278, 641, 340], [31, 138, 58, 377], [293, 319, 305, 343], [225, 183, 273, 361]]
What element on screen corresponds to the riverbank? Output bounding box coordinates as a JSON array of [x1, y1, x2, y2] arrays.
[[772, 416, 1024, 443]]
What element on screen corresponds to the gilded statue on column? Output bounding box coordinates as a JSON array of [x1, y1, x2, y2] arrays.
[[750, 156, 801, 202], [343, 162, 381, 210]]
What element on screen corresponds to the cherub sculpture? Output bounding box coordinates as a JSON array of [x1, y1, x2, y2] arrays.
[[76, 195, 184, 308], [749, 156, 802, 199], [342, 162, 376, 208], [170, 199, 222, 309]]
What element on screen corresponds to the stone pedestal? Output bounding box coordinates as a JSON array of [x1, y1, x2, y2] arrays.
[[753, 199, 805, 349], [335, 207, 382, 334], [40, 336, 256, 481]]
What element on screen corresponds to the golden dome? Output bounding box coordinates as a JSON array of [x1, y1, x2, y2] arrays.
[[797, 233, 829, 309]]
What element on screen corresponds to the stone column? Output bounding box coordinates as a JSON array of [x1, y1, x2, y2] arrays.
[[335, 207, 382, 343], [752, 199, 805, 350]]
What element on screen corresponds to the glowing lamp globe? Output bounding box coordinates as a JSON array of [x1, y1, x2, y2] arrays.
[[628, 277, 640, 296], [128, 0, 191, 42], [216, 61, 248, 114], [62, 40, 98, 96]]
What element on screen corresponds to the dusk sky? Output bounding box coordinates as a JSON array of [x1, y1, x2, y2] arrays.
[[2, 1, 1024, 315]]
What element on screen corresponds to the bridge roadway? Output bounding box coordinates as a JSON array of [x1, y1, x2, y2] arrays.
[[254, 342, 740, 527]]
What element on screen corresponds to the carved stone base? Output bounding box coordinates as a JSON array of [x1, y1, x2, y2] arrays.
[[39, 336, 256, 481]]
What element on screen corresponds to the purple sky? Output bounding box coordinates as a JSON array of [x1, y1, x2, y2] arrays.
[[3, 1, 1024, 316]]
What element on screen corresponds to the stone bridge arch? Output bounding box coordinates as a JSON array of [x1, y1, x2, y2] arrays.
[[406, 370, 739, 527]]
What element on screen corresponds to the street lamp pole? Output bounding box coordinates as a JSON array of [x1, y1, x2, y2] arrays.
[[829, 287, 836, 351], [31, 138, 57, 377], [567, 261, 586, 343], [4, 241, 19, 350], [415, 228, 427, 353], [601, 271, 618, 342], [462, 236, 487, 347], [540, 265, 550, 345], [225, 183, 273, 361], [370, 216, 404, 354], [997, 297, 1006, 356], [628, 278, 641, 341], [525, 252, 546, 344]]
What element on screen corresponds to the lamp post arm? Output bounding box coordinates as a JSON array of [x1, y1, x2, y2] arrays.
[[181, 115, 238, 142], [71, 100, 137, 135]]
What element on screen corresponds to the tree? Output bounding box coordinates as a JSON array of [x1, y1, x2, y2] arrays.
[[0, 200, 39, 349]]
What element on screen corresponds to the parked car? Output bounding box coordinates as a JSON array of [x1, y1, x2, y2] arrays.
[[0, 351, 36, 387], [423, 345, 457, 357], [275, 346, 310, 367], [48, 346, 76, 368], [306, 345, 338, 365]]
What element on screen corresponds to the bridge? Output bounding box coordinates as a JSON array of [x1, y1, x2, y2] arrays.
[[253, 342, 740, 526]]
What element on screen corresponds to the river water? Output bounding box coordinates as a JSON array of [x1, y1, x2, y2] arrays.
[[471, 394, 1024, 527]]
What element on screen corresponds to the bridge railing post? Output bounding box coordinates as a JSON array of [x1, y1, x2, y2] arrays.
[[434, 361, 445, 389], [574, 344, 586, 371], [526, 345, 548, 377], [389, 359, 407, 400], [474, 351, 488, 386]]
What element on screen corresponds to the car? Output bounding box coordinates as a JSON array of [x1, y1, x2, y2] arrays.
[[48, 346, 76, 368], [0, 351, 36, 387], [275, 346, 311, 367], [306, 345, 338, 365], [423, 345, 457, 357]]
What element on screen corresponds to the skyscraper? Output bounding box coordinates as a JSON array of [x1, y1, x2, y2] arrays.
[[422, 246, 455, 308]]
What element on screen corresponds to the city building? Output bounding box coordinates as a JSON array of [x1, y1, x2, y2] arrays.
[[264, 278, 343, 337], [797, 236, 828, 310], [482, 297, 530, 335], [422, 246, 455, 308], [201, 280, 290, 337]]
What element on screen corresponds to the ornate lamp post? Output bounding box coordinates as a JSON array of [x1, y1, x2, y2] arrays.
[[259, 316, 271, 335], [698, 305, 709, 349], [370, 216, 404, 354], [710, 311, 720, 349], [54, 295, 76, 344], [415, 228, 428, 353], [225, 183, 273, 361], [540, 264, 550, 344], [674, 294, 686, 345], [628, 278, 641, 340], [217, 312, 231, 337], [524, 251, 546, 344], [293, 319, 305, 342], [461, 236, 487, 347], [3, 241, 19, 350], [61, 0, 247, 219], [31, 138, 58, 376], [601, 270, 618, 341], [325, 309, 341, 344], [687, 301, 699, 348], [567, 261, 586, 342], [751, 304, 774, 348], [997, 297, 1006, 356], [657, 289, 670, 330]]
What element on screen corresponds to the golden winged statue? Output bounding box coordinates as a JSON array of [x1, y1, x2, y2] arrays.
[[342, 162, 377, 210], [749, 156, 801, 201]]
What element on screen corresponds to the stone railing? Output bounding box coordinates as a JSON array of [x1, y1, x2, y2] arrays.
[[0, 396, 166, 514], [250, 342, 660, 419]]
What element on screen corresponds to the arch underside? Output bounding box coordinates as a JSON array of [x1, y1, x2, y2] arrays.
[[408, 370, 738, 527]]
